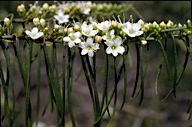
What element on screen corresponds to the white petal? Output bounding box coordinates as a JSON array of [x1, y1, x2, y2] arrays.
[[102, 35, 107, 40], [74, 32, 81, 38], [25, 30, 31, 35], [126, 22, 132, 28], [106, 47, 112, 54], [116, 46, 125, 54], [74, 39, 81, 44], [64, 15, 70, 19], [54, 15, 59, 20], [112, 50, 118, 57], [127, 33, 136, 38], [68, 41, 75, 48], [36, 32, 44, 38], [31, 27, 38, 34], [114, 37, 122, 46], [81, 49, 88, 55], [135, 31, 143, 36], [122, 27, 129, 35], [93, 43, 100, 50], [63, 37, 70, 42], [88, 50, 94, 57], [133, 23, 141, 31], [87, 37, 93, 44], [90, 30, 98, 36]]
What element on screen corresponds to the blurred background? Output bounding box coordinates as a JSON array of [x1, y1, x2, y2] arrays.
[[0, 1, 192, 127]]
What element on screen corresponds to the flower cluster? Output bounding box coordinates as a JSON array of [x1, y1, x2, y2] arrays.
[[1, 1, 191, 58], [61, 18, 144, 57]]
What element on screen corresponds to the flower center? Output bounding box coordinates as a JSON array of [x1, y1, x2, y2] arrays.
[[129, 28, 135, 34], [87, 45, 92, 50], [111, 45, 116, 50], [107, 34, 111, 39]]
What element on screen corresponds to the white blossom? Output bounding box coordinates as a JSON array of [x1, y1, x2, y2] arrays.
[[81, 22, 98, 37], [80, 37, 99, 57], [102, 29, 115, 41], [63, 32, 82, 48], [54, 9, 69, 24], [121, 22, 143, 38], [105, 36, 125, 57], [25, 27, 44, 40], [96, 20, 111, 32], [77, 1, 91, 15]]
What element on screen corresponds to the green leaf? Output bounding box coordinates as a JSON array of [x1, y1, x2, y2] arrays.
[[35, 45, 41, 126], [158, 40, 171, 81], [187, 101, 192, 120], [67, 47, 76, 127], [162, 36, 189, 101], [172, 35, 178, 98], [139, 45, 144, 105], [155, 39, 167, 95], [131, 44, 140, 97]]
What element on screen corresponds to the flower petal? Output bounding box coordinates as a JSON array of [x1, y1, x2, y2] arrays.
[[112, 50, 118, 57], [25, 30, 31, 35], [114, 36, 122, 46], [106, 47, 112, 54], [63, 37, 71, 42], [88, 50, 94, 57], [116, 46, 125, 54], [81, 49, 88, 55], [31, 27, 38, 34], [68, 41, 75, 48]]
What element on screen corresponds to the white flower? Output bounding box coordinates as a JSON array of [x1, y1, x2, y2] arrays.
[[54, 9, 69, 24], [121, 22, 143, 38], [80, 37, 100, 57], [96, 20, 111, 32], [25, 27, 44, 40], [81, 22, 98, 37], [77, 1, 91, 15], [105, 36, 125, 57], [102, 29, 115, 41], [63, 32, 81, 48]]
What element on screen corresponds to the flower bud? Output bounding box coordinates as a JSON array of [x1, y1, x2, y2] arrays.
[[42, 3, 49, 10], [167, 20, 173, 28], [63, 28, 68, 34], [31, 5, 36, 12], [111, 20, 117, 28], [40, 19, 46, 27], [86, 1, 92, 8], [178, 23, 182, 28], [160, 21, 165, 28], [33, 18, 40, 26], [141, 40, 147, 46], [44, 27, 49, 32], [74, 24, 80, 31], [138, 19, 144, 27], [54, 24, 61, 31], [92, 22, 98, 29], [95, 35, 102, 43], [68, 27, 73, 33], [49, 5, 56, 12], [187, 19, 191, 24], [152, 21, 158, 28], [4, 18, 10, 26], [187, 30, 191, 35]]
